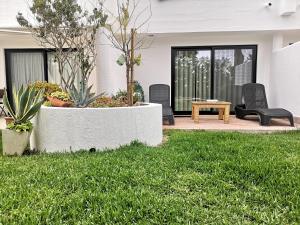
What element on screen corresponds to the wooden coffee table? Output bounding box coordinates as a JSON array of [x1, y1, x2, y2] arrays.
[[192, 101, 231, 124]]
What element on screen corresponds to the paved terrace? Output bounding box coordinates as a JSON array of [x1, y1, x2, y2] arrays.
[[164, 115, 300, 132], [1, 116, 299, 133]]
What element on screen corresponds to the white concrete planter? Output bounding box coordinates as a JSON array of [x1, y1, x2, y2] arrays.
[[30, 103, 162, 153], [2, 129, 31, 156]]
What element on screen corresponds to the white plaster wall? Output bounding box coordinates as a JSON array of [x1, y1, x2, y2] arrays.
[[269, 42, 300, 117], [3, 0, 300, 32], [131, 32, 273, 102], [31, 104, 163, 153], [102, 0, 300, 34], [283, 31, 300, 46], [95, 30, 126, 95]]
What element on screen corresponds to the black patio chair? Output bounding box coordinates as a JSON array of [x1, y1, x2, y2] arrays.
[[235, 83, 294, 126], [149, 84, 175, 125]]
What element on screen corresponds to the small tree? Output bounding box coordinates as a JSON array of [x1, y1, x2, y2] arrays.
[[17, 0, 107, 107], [103, 0, 152, 106]]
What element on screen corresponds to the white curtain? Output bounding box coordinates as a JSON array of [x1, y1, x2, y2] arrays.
[[47, 52, 81, 88], [47, 52, 61, 85], [175, 50, 211, 112], [10, 52, 45, 90]]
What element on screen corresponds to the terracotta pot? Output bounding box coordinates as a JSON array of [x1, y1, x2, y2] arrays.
[[4, 117, 14, 125], [47, 96, 72, 107]]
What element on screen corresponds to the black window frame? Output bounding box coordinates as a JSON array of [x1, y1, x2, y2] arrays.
[[171, 45, 257, 115]]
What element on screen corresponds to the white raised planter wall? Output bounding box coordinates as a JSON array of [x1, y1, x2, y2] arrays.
[[30, 104, 162, 153]]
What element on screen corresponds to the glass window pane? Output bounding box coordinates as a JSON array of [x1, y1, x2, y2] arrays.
[[213, 48, 253, 110], [10, 52, 45, 90], [174, 50, 211, 112]]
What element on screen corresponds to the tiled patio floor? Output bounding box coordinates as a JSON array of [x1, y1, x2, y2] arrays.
[[164, 115, 300, 132]]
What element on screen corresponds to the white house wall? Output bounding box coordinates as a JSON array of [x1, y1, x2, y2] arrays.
[[270, 42, 300, 117], [2, 0, 300, 32], [103, 0, 300, 33], [134, 32, 274, 101]]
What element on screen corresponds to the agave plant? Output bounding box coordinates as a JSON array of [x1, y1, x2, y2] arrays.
[[3, 85, 44, 125], [68, 80, 99, 108]]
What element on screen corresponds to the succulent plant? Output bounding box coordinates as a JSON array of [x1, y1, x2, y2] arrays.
[[28, 81, 62, 98], [50, 91, 71, 102], [68, 80, 99, 108], [3, 85, 44, 126]]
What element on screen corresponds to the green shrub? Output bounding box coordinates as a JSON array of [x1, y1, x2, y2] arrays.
[[113, 89, 128, 102], [113, 81, 144, 104], [134, 81, 144, 102], [7, 121, 33, 133], [29, 81, 62, 97], [43, 101, 52, 107]]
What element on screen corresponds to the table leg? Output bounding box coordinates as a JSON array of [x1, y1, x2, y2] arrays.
[[224, 105, 230, 124], [192, 105, 194, 120], [218, 109, 224, 120], [194, 106, 200, 123]]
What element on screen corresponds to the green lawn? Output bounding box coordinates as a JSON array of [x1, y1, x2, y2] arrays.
[[0, 130, 300, 224]]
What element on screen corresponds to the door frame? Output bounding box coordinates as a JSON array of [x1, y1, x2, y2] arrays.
[[171, 45, 257, 115], [5, 48, 75, 103], [5, 49, 49, 104]]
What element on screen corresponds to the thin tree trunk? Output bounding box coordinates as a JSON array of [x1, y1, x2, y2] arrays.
[[129, 28, 136, 106], [126, 63, 131, 106], [58, 60, 66, 91]]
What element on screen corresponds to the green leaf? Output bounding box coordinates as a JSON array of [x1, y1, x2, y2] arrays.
[[116, 54, 126, 66], [3, 89, 17, 121], [19, 100, 44, 122], [18, 86, 31, 118]]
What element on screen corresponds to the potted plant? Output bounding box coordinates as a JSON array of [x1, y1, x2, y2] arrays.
[[4, 116, 14, 125], [46, 91, 72, 107], [2, 86, 44, 156]]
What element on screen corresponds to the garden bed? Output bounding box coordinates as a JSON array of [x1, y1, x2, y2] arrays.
[[30, 103, 162, 153]]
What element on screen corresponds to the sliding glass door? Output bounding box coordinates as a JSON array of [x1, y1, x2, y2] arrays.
[[172, 45, 257, 114]]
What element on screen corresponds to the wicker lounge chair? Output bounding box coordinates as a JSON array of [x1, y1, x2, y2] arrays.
[[149, 84, 175, 125], [235, 83, 294, 126]]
